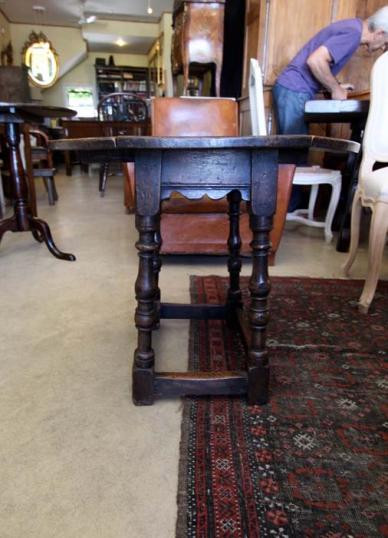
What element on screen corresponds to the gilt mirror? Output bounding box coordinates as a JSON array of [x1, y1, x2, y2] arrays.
[[22, 32, 59, 88]]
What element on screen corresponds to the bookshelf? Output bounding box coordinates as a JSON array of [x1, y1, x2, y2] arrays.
[[95, 65, 153, 101]]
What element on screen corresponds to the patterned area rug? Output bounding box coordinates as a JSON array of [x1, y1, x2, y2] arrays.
[[176, 276, 388, 538]]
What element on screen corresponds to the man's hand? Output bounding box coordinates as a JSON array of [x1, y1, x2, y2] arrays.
[[331, 86, 348, 100], [339, 82, 355, 91]]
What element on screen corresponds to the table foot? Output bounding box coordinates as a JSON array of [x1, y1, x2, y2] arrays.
[[31, 228, 44, 243], [336, 221, 350, 252], [247, 363, 269, 405], [0, 215, 18, 243], [29, 218, 76, 261]]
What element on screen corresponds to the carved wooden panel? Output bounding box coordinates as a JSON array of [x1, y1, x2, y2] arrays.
[[265, 0, 334, 86]]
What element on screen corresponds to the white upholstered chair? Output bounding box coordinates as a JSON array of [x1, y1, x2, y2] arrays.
[[343, 51, 388, 313], [249, 58, 341, 243]]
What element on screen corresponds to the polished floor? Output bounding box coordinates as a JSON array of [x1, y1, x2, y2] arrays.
[[1, 170, 386, 538]]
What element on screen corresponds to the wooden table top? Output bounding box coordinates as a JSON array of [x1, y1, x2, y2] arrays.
[[0, 102, 76, 119], [50, 134, 360, 155], [304, 99, 369, 123]]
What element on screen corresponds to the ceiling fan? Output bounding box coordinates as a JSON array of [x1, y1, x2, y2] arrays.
[[78, 1, 97, 25], [78, 14, 97, 25]]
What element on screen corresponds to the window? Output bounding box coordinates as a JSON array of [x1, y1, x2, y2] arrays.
[[66, 87, 96, 118]]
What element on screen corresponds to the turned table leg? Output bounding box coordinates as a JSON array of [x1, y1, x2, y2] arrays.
[[152, 222, 162, 329], [247, 214, 271, 405], [226, 189, 242, 322], [133, 213, 160, 405]]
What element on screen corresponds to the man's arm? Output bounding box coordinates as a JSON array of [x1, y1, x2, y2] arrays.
[[306, 45, 348, 99]]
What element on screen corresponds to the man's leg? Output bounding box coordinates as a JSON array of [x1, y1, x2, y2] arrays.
[[272, 84, 311, 211]]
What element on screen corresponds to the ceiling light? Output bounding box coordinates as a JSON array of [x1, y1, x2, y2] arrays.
[[115, 38, 127, 47], [147, 0, 153, 14]]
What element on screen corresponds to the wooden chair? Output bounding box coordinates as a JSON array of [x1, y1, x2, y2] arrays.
[[97, 92, 148, 196], [343, 51, 388, 313], [249, 58, 342, 243], [124, 96, 295, 264], [22, 125, 58, 212]]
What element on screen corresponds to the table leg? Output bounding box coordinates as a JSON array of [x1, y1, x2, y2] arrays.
[[64, 150, 72, 176], [226, 189, 242, 323], [0, 121, 75, 261], [336, 151, 360, 252], [31, 227, 44, 243], [247, 214, 270, 405], [99, 163, 109, 196], [152, 220, 162, 329], [133, 213, 160, 405], [336, 121, 364, 253], [0, 214, 18, 242], [29, 218, 76, 261]]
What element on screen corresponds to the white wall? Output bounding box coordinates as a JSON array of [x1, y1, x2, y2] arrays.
[[10, 23, 87, 101], [43, 51, 148, 108], [9, 23, 150, 107], [10, 24, 86, 73], [8, 18, 174, 107]]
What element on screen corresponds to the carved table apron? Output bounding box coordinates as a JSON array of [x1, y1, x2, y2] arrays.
[[50, 134, 359, 405]]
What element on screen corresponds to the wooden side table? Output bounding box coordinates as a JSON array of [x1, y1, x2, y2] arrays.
[[0, 102, 76, 261], [50, 134, 359, 405]]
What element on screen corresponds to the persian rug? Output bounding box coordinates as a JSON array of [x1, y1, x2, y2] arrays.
[[176, 276, 388, 538]]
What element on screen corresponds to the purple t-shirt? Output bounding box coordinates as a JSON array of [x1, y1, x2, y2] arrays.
[[277, 18, 362, 96]]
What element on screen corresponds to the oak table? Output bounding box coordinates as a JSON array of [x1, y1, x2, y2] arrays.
[[50, 134, 359, 405], [0, 102, 76, 261]]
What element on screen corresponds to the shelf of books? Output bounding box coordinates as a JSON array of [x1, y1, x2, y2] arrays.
[[95, 64, 153, 101]]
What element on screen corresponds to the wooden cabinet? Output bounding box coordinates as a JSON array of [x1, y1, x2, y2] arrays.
[[95, 65, 152, 101], [0, 66, 30, 102], [240, 0, 387, 134], [171, 0, 225, 96]]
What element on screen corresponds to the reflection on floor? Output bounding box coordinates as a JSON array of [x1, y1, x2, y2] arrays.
[[0, 170, 386, 538]]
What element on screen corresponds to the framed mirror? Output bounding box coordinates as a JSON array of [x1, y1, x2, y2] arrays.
[[22, 31, 59, 88]]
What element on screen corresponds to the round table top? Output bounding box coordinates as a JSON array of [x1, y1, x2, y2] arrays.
[[0, 102, 76, 119]]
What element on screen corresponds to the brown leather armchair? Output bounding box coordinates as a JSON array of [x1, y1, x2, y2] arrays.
[[124, 97, 295, 264]]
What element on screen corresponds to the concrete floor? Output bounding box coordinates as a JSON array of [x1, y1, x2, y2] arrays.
[[0, 169, 386, 538]]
